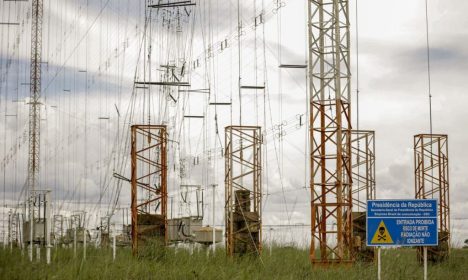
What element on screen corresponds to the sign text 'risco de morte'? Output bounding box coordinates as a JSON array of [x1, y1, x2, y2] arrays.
[[366, 199, 438, 247]]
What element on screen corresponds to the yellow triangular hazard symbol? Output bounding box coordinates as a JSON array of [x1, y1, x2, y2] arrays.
[[371, 220, 394, 244]]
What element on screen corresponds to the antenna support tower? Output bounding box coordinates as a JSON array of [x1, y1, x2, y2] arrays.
[[27, 0, 43, 261], [225, 126, 262, 256], [131, 125, 168, 255], [414, 134, 450, 262], [350, 130, 375, 262], [308, 0, 353, 265]]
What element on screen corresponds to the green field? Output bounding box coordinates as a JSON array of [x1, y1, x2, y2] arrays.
[[0, 245, 467, 279]]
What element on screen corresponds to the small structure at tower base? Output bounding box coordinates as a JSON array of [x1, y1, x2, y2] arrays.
[[136, 214, 165, 246], [232, 190, 260, 255], [193, 227, 222, 246], [417, 231, 450, 263], [352, 212, 374, 262]]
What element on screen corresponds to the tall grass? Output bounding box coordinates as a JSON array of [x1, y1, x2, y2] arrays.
[[0, 245, 466, 279]]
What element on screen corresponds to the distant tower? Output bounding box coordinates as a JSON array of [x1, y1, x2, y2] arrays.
[[414, 134, 450, 262], [27, 0, 43, 261], [308, 0, 354, 265]]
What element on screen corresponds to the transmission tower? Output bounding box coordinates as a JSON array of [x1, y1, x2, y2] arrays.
[[27, 0, 43, 261], [308, 0, 353, 265]]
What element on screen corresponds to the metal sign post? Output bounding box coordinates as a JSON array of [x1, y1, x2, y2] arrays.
[[367, 199, 438, 279], [423, 246, 428, 280], [377, 247, 381, 280]]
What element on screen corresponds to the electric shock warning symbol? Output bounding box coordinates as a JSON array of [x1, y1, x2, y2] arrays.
[[371, 220, 394, 244]]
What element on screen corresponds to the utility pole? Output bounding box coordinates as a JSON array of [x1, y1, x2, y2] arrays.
[[269, 228, 273, 256], [211, 184, 217, 254], [73, 224, 77, 258], [28, 0, 43, 262], [83, 228, 86, 260], [45, 191, 51, 264], [112, 223, 116, 261], [8, 209, 11, 251], [83, 212, 87, 261]]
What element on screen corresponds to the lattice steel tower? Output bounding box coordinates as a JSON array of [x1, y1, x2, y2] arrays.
[[225, 126, 262, 256], [414, 134, 450, 262], [27, 0, 43, 261], [130, 125, 168, 255], [308, 0, 353, 265], [351, 130, 375, 262]]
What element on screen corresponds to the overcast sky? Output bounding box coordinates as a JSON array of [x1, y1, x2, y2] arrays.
[[0, 0, 467, 246]]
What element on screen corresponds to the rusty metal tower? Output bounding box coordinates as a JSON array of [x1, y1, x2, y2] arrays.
[[308, 0, 353, 265], [225, 126, 262, 256], [350, 130, 375, 261], [414, 134, 450, 262], [130, 125, 168, 255]]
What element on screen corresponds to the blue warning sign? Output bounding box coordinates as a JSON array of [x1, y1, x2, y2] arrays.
[[366, 199, 438, 247]]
